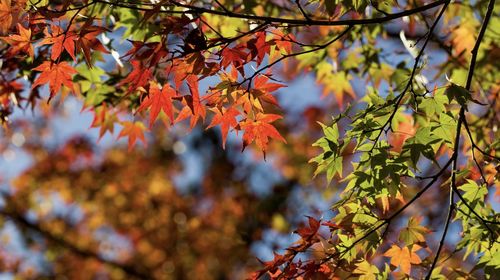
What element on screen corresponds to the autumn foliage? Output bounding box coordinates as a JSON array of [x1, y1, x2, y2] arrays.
[[0, 0, 499, 279]]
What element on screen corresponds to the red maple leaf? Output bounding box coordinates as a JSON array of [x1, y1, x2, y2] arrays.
[[117, 121, 147, 151], [272, 29, 294, 54], [32, 61, 77, 100], [77, 21, 109, 66], [246, 31, 269, 66], [165, 60, 190, 89], [138, 82, 177, 127], [260, 253, 288, 272], [321, 220, 341, 230], [207, 106, 240, 148], [39, 25, 78, 61], [1, 23, 34, 58], [295, 216, 321, 241], [239, 113, 286, 157], [254, 75, 285, 93], [120, 60, 153, 92], [220, 45, 247, 75], [252, 75, 285, 108], [174, 75, 206, 128], [90, 103, 118, 140]]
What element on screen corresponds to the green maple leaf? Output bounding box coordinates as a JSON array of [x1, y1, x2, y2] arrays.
[[399, 217, 430, 245], [431, 112, 457, 146]]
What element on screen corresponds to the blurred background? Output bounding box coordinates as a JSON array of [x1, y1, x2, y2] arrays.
[[0, 67, 343, 279]]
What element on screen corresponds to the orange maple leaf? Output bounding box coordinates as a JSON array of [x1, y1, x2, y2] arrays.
[[254, 75, 285, 93], [451, 23, 476, 56], [391, 114, 416, 152], [32, 61, 77, 100], [120, 60, 152, 92], [383, 244, 422, 275], [240, 113, 286, 157], [138, 82, 177, 127], [272, 29, 294, 55], [39, 25, 78, 61], [118, 121, 147, 151], [90, 103, 117, 140], [174, 75, 206, 128], [0, 23, 33, 58], [207, 106, 240, 148], [0, 0, 13, 35], [251, 75, 284, 110]]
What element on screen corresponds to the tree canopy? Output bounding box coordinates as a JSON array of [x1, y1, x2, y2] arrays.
[[0, 0, 499, 279]]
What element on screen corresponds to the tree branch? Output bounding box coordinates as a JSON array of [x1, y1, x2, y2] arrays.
[[242, 25, 354, 92], [294, 0, 312, 22], [94, 0, 447, 27], [366, 0, 450, 150], [425, 191, 454, 279], [425, 0, 497, 277]]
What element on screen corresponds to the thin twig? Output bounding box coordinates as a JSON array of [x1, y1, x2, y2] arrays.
[[295, 0, 312, 22], [426, 192, 455, 279], [367, 0, 450, 151]]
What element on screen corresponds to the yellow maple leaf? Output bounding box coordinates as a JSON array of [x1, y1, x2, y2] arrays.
[[384, 244, 422, 275], [451, 23, 476, 56]]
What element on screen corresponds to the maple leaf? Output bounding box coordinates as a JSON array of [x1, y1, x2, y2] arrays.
[[39, 25, 78, 61], [0, 0, 12, 34], [251, 75, 285, 109], [399, 217, 430, 246], [0, 23, 33, 58], [246, 31, 269, 66], [322, 220, 341, 230], [383, 244, 422, 275], [391, 114, 416, 152], [294, 216, 320, 241], [369, 63, 394, 88], [138, 82, 176, 127], [174, 75, 206, 128], [32, 61, 77, 100], [220, 46, 247, 75], [269, 29, 295, 62], [207, 106, 240, 148], [90, 103, 117, 140], [272, 29, 294, 54], [239, 113, 286, 157], [254, 75, 285, 94], [183, 27, 207, 53], [319, 70, 355, 106], [353, 260, 380, 280], [256, 252, 289, 276], [120, 60, 153, 92], [118, 121, 147, 151], [165, 60, 191, 89], [377, 194, 390, 214], [77, 22, 109, 67], [451, 22, 476, 56]]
